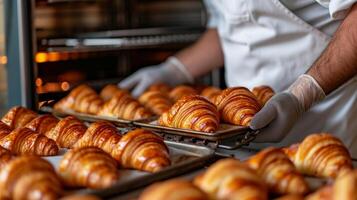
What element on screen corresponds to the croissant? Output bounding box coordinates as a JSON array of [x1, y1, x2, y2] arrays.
[[169, 85, 198, 102], [0, 156, 62, 200], [117, 129, 170, 172], [0, 146, 12, 168], [252, 85, 275, 105], [25, 114, 59, 135], [74, 121, 122, 159], [99, 84, 129, 101], [98, 91, 152, 120], [0, 121, 12, 140], [306, 168, 357, 200], [305, 186, 332, 200], [194, 158, 268, 200], [54, 84, 104, 114], [282, 133, 353, 179], [59, 147, 119, 189], [139, 179, 208, 200], [158, 95, 219, 133], [139, 90, 173, 115], [201, 86, 221, 103], [147, 83, 171, 94], [46, 116, 87, 148], [0, 127, 59, 156], [331, 169, 357, 200], [246, 147, 309, 195], [1, 106, 37, 129], [215, 87, 261, 126], [305, 169, 357, 200]]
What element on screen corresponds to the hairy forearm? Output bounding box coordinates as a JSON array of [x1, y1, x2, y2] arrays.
[[307, 4, 357, 94], [175, 28, 224, 77]]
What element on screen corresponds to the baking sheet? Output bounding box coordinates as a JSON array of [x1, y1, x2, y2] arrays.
[[43, 141, 215, 198], [133, 119, 250, 141], [41, 106, 145, 127], [41, 105, 253, 143]]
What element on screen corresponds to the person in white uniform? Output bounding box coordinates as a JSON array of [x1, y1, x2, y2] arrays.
[[120, 0, 357, 157]]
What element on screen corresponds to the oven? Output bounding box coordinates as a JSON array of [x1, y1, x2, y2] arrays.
[[3, 0, 224, 112]]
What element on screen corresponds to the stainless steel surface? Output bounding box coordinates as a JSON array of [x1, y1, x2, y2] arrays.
[[43, 33, 201, 53], [5, 0, 37, 109], [44, 140, 215, 198], [77, 27, 203, 38], [0, 0, 7, 116]]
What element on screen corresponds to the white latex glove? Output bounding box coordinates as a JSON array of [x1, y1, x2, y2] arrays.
[[119, 57, 194, 97], [250, 74, 326, 142]]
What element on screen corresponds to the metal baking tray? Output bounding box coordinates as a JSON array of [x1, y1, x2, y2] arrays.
[[43, 140, 216, 198], [133, 119, 250, 141], [40, 106, 258, 150], [40, 106, 141, 127]]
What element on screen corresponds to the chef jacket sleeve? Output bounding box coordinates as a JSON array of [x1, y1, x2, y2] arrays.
[[203, 0, 221, 28], [315, 0, 357, 19]]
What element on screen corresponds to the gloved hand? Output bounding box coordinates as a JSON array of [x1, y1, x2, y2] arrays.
[[250, 74, 326, 142], [119, 57, 194, 97]]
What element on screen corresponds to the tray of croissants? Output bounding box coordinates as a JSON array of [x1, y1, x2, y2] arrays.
[[47, 83, 274, 142], [0, 106, 216, 199], [137, 132, 357, 200]]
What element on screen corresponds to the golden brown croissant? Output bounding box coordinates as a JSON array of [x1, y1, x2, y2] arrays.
[[214, 87, 261, 126], [158, 95, 219, 133], [147, 83, 171, 94], [54, 84, 104, 114], [200, 86, 221, 103], [0, 121, 12, 140], [169, 85, 198, 102], [99, 84, 129, 101], [282, 133, 353, 179], [252, 85, 275, 105], [305, 169, 357, 200], [74, 121, 122, 158], [331, 169, 357, 200], [46, 116, 87, 148], [0, 127, 59, 156], [117, 129, 170, 172], [246, 147, 309, 195], [1, 106, 37, 129], [75, 124, 170, 173], [139, 90, 173, 115], [305, 186, 332, 200], [25, 114, 59, 135], [98, 91, 152, 120], [139, 179, 208, 200], [0, 156, 62, 200], [194, 158, 268, 200], [0, 146, 12, 168], [59, 147, 119, 189]]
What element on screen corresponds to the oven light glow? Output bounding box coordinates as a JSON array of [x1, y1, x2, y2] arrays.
[[61, 82, 70, 91], [35, 78, 43, 87], [0, 56, 7, 64], [35, 52, 48, 63]]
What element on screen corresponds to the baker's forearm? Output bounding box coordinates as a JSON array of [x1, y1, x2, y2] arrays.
[[307, 4, 357, 94], [175, 28, 224, 77]]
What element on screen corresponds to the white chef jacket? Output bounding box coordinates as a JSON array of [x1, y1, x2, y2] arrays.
[[203, 0, 357, 157], [280, 0, 341, 36]]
